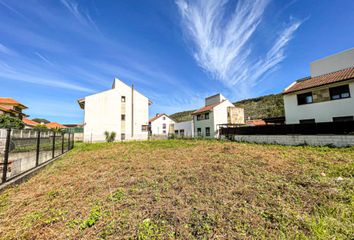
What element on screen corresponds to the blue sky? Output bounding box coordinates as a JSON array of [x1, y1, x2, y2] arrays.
[[0, 0, 353, 123]]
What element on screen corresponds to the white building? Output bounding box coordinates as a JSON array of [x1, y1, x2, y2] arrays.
[[283, 48, 354, 124], [192, 94, 244, 138], [149, 113, 175, 135], [78, 78, 151, 142], [174, 120, 194, 138]]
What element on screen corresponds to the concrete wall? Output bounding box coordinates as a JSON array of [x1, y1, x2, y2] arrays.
[[174, 120, 194, 137], [311, 48, 354, 77], [205, 94, 226, 106], [150, 115, 175, 135], [83, 78, 149, 142], [231, 135, 354, 147], [284, 81, 354, 124]]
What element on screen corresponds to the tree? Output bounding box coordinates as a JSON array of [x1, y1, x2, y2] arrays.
[[104, 131, 116, 142], [32, 118, 50, 124], [0, 115, 25, 129]]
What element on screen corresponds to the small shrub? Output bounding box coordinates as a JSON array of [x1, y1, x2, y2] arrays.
[[108, 188, 125, 202], [80, 204, 103, 230], [104, 131, 116, 142]]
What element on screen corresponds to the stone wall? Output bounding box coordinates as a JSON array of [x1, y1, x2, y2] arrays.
[[231, 135, 354, 147]]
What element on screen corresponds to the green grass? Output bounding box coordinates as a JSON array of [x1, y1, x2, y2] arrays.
[[0, 140, 353, 239]]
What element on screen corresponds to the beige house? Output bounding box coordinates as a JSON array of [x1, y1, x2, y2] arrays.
[[283, 49, 354, 124], [192, 94, 244, 138], [0, 97, 28, 120]]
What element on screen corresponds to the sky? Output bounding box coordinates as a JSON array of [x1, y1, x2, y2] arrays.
[[0, 0, 353, 124]]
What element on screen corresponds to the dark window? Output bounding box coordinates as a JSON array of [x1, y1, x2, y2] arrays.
[[163, 130, 166, 134], [163, 116, 166, 120], [141, 125, 148, 131], [175, 130, 178, 134], [299, 119, 315, 124], [180, 129, 185, 137], [197, 114, 202, 121], [121, 114, 125, 121], [121, 96, 126, 102], [329, 85, 350, 100], [162, 123, 166, 129], [205, 127, 210, 136], [197, 128, 202, 136], [297, 92, 313, 105], [205, 113, 209, 119], [121, 133, 125, 140], [333, 116, 354, 122]]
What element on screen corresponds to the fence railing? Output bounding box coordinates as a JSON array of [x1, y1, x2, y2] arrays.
[[0, 128, 74, 185], [219, 121, 354, 136]]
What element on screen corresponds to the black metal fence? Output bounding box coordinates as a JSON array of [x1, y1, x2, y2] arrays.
[[0, 128, 74, 185], [219, 121, 354, 136]]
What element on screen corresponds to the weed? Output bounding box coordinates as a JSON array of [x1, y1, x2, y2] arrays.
[[108, 188, 125, 202], [80, 203, 103, 230], [188, 209, 216, 239]]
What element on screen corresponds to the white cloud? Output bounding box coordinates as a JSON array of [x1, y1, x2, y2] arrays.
[[0, 43, 16, 55], [176, 0, 302, 95], [35, 52, 54, 66]]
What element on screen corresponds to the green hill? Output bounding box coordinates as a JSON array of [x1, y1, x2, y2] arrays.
[[169, 93, 284, 122]]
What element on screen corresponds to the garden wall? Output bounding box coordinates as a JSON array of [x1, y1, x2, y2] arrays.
[[231, 135, 354, 147]]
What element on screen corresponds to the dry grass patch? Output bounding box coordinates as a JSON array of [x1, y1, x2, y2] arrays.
[[0, 140, 353, 239]]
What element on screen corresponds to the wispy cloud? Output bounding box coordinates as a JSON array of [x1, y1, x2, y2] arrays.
[[35, 52, 54, 66], [60, 0, 100, 33], [176, 0, 302, 96], [0, 43, 17, 56]]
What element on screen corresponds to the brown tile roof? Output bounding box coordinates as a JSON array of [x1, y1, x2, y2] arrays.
[[23, 118, 39, 126], [45, 122, 67, 129], [149, 113, 166, 123], [283, 67, 354, 94], [0, 97, 28, 109], [192, 101, 223, 115], [245, 119, 266, 126]]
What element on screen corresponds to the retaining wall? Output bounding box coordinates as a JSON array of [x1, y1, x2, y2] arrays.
[[231, 135, 354, 147]]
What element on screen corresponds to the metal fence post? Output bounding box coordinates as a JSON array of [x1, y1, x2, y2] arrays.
[[61, 132, 64, 154], [2, 128, 11, 183], [52, 132, 56, 159], [35, 130, 40, 166]]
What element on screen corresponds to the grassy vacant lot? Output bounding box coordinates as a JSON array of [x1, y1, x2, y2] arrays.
[[0, 140, 353, 239]]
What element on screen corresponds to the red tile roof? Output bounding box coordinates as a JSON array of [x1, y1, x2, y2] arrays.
[[246, 119, 266, 126], [0, 105, 12, 113], [284, 67, 354, 94], [45, 122, 67, 129], [149, 113, 166, 123], [23, 118, 39, 126], [0, 97, 28, 109], [192, 101, 223, 115]]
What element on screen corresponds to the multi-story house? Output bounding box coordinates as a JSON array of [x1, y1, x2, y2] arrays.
[[149, 113, 175, 135], [283, 48, 354, 124], [0, 97, 28, 120], [174, 120, 194, 138], [192, 94, 244, 138], [78, 78, 151, 142]]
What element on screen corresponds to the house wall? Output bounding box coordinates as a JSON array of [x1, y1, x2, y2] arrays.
[[150, 115, 175, 135], [193, 112, 214, 138], [174, 120, 194, 137], [311, 48, 354, 77], [205, 94, 226, 106], [284, 81, 354, 124], [83, 79, 149, 142]]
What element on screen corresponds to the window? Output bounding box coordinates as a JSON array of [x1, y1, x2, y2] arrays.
[[205, 112, 209, 119], [163, 116, 166, 120], [121, 133, 125, 140], [197, 128, 202, 136], [297, 92, 313, 105], [180, 129, 185, 137], [329, 85, 350, 100], [175, 130, 178, 134], [299, 119, 315, 124], [141, 125, 148, 131], [197, 114, 202, 121], [333, 116, 354, 122], [205, 127, 210, 136], [121, 96, 126, 102], [163, 130, 166, 134], [162, 123, 166, 129], [121, 114, 125, 121]]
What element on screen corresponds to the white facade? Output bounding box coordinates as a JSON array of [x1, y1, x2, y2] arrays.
[[80, 78, 150, 142], [284, 80, 354, 124], [174, 120, 194, 137], [149, 114, 175, 135], [193, 94, 244, 138], [311, 48, 354, 77]]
